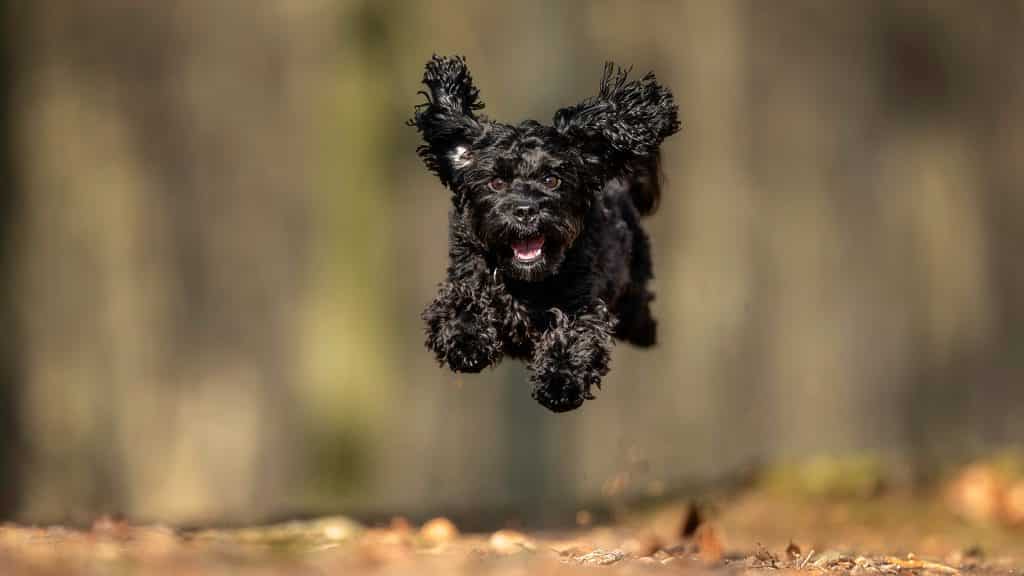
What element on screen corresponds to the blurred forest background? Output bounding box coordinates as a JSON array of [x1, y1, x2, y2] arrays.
[[0, 0, 1022, 529]]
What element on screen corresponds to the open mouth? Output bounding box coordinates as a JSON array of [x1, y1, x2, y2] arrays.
[[511, 236, 545, 263]]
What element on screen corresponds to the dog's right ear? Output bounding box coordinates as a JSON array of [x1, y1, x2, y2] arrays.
[[408, 55, 486, 187]]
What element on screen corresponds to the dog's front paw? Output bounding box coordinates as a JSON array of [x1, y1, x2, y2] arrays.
[[423, 282, 502, 373], [529, 308, 613, 412]]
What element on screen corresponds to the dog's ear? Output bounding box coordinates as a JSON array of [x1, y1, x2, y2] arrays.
[[553, 63, 680, 178], [409, 55, 486, 187]]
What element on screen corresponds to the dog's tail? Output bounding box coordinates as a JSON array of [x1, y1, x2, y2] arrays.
[[625, 152, 664, 217]]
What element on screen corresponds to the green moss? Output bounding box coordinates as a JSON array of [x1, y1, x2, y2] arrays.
[[760, 453, 890, 499]]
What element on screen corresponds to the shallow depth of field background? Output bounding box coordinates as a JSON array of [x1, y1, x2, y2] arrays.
[[1, 0, 1022, 527]]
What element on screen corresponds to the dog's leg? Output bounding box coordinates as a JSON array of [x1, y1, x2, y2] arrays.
[[614, 202, 657, 347], [422, 277, 504, 374], [529, 302, 615, 412], [613, 287, 657, 347]]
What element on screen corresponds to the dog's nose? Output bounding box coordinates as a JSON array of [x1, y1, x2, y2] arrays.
[[513, 204, 538, 223]]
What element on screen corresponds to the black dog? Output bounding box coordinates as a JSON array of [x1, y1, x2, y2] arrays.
[[409, 55, 680, 412]]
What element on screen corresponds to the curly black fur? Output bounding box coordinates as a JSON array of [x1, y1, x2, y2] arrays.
[[410, 54, 681, 412]]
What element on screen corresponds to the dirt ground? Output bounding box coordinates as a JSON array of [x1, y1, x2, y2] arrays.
[[2, 478, 1023, 576]]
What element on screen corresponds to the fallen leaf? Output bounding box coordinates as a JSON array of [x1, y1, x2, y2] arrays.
[[946, 463, 1006, 524], [489, 530, 534, 554], [322, 518, 361, 542], [696, 524, 724, 564], [419, 517, 458, 545]]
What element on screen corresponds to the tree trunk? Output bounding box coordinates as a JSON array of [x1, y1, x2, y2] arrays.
[[13, 0, 314, 524], [0, 0, 23, 519]]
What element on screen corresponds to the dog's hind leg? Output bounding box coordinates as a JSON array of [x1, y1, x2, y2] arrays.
[[613, 202, 658, 347], [613, 288, 657, 347]]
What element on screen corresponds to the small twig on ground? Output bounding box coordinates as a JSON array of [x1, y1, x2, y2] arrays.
[[882, 556, 960, 574], [800, 549, 816, 570]]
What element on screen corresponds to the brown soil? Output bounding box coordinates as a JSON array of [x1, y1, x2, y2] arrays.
[[1, 488, 1021, 575]]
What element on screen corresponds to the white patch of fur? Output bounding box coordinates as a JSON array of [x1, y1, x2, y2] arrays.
[[449, 146, 473, 169]]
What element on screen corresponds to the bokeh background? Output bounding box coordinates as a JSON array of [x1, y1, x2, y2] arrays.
[[1, 0, 1022, 528]]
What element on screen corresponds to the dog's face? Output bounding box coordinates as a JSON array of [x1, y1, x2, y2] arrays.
[[448, 121, 593, 281], [410, 56, 679, 281]]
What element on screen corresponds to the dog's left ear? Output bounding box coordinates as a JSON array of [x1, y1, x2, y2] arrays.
[[553, 63, 680, 178], [409, 55, 486, 188]]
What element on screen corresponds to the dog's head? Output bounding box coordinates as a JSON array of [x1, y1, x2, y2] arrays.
[[410, 55, 679, 281]]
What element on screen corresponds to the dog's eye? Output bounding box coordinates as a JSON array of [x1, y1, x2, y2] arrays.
[[488, 178, 508, 192], [541, 175, 561, 189]]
